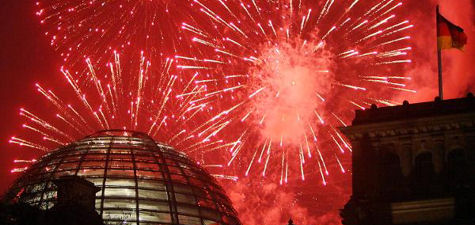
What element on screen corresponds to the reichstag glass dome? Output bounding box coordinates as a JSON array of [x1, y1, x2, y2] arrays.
[[6, 130, 241, 225]]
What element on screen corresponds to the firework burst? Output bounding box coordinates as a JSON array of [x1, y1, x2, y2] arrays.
[[176, 0, 415, 184], [35, 0, 200, 66], [9, 52, 237, 180]]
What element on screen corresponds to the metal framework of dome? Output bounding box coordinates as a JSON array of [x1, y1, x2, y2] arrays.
[[5, 130, 241, 225]]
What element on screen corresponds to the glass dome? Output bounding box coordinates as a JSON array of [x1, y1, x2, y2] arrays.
[[5, 130, 241, 225]]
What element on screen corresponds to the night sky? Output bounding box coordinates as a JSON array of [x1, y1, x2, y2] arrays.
[[0, 0, 474, 223]]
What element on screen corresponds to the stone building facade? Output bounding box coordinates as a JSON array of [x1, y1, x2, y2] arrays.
[[340, 94, 475, 225]]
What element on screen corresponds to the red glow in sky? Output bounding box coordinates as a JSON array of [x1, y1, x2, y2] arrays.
[[0, 1, 474, 225]]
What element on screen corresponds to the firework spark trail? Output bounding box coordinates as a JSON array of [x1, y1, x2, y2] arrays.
[[9, 137, 48, 151], [10, 52, 236, 177], [34, 0, 208, 67], [175, 0, 414, 185], [12, 1, 414, 223], [27, 3, 415, 214]]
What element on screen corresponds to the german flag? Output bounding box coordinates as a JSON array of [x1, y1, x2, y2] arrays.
[[437, 11, 467, 50]]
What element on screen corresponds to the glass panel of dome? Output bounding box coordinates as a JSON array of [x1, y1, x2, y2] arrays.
[[176, 204, 200, 216], [133, 150, 153, 156], [175, 193, 196, 204], [103, 198, 136, 210], [185, 169, 203, 178], [81, 160, 105, 168], [77, 168, 104, 176], [193, 189, 208, 199], [138, 211, 172, 223], [165, 159, 180, 166], [138, 200, 170, 211], [170, 159, 189, 167], [138, 189, 168, 200], [88, 149, 108, 154], [6, 131, 242, 225], [137, 180, 166, 191], [95, 199, 102, 210], [109, 160, 134, 169], [180, 168, 195, 177], [197, 198, 216, 209], [178, 215, 202, 225], [187, 177, 204, 187], [134, 155, 155, 163], [110, 149, 131, 154], [104, 187, 136, 197], [167, 166, 182, 175], [135, 162, 160, 171], [68, 149, 89, 155], [200, 209, 221, 221], [204, 219, 220, 225], [102, 209, 137, 221], [136, 170, 162, 179], [90, 140, 112, 146], [172, 183, 194, 194], [105, 178, 135, 187], [107, 169, 135, 177], [110, 153, 132, 161], [129, 140, 145, 146], [109, 222, 136, 225], [46, 159, 61, 166], [170, 174, 187, 183], [84, 153, 106, 160], [178, 163, 191, 170], [62, 155, 82, 163]]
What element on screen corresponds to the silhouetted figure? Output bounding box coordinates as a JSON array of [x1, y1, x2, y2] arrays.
[[288, 218, 294, 225]]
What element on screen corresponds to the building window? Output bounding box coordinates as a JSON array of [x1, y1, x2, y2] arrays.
[[413, 152, 435, 196], [447, 149, 467, 187], [379, 152, 404, 198]]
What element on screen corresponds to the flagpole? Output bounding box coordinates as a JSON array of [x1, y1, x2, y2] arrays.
[[436, 5, 443, 100]]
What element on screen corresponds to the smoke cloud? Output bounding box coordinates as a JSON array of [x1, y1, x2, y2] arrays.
[[397, 0, 475, 103], [225, 177, 345, 225], [249, 40, 335, 145], [224, 1, 475, 225]]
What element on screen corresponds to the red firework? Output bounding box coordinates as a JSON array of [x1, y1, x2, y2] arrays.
[[34, 0, 200, 66], [23, 0, 415, 187], [175, 0, 414, 185], [8, 1, 418, 224], [9, 52, 237, 180]]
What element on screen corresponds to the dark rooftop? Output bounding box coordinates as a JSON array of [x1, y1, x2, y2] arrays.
[[352, 93, 475, 126]]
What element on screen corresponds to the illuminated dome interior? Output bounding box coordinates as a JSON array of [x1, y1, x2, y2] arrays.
[[6, 130, 241, 225]]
